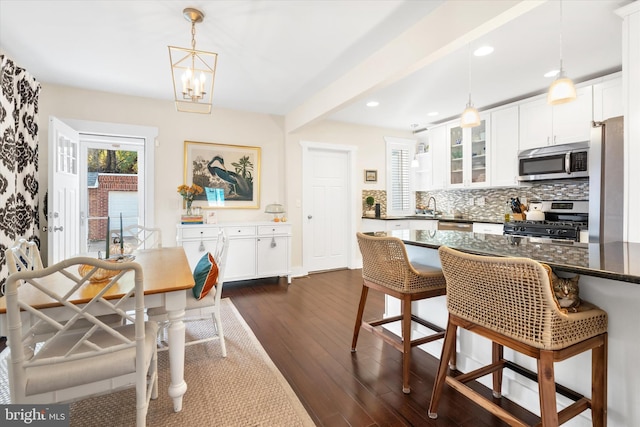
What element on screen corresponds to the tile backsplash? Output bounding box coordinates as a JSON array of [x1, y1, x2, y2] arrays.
[[362, 190, 387, 216], [362, 180, 588, 222], [417, 180, 589, 222]]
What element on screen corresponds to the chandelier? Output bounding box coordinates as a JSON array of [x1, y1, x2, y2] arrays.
[[168, 8, 218, 114]]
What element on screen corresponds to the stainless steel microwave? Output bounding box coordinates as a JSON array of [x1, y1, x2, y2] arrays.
[[517, 141, 589, 182]]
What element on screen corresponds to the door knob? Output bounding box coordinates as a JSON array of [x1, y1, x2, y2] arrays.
[[307, 215, 313, 219]]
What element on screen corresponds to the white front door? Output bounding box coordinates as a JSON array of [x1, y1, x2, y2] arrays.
[[301, 142, 354, 273], [48, 117, 80, 264]]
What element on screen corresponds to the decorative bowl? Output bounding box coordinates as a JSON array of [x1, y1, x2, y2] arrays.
[[78, 255, 136, 283]]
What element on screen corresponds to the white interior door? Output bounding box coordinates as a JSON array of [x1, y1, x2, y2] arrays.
[[302, 143, 353, 273], [48, 117, 80, 264]]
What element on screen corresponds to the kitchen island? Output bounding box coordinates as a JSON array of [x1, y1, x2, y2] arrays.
[[370, 229, 640, 427]]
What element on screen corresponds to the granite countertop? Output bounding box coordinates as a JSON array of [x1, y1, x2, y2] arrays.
[[362, 215, 498, 224], [377, 229, 640, 285]]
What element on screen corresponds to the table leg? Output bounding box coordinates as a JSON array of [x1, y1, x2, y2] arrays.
[[165, 291, 188, 412]]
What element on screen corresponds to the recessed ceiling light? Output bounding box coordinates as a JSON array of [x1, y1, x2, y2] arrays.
[[473, 46, 494, 57], [544, 69, 560, 78], [427, 111, 439, 117], [366, 101, 379, 107]]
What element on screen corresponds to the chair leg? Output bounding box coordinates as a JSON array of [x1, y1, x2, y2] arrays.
[[492, 341, 504, 398], [212, 307, 227, 357], [151, 348, 158, 399], [591, 334, 608, 427], [402, 295, 412, 394], [428, 318, 458, 419], [351, 284, 369, 352], [537, 350, 559, 426]]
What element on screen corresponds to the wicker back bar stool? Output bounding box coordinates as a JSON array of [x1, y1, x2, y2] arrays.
[[429, 246, 608, 426], [353, 232, 452, 394]]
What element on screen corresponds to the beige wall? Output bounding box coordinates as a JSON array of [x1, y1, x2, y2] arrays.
[[37, 83, 412, 272]]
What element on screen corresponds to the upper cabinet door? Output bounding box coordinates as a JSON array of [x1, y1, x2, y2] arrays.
[[447, 116, 488, 188], [519, 87, 593, 150], [518, 97, 553, 150], [490, 105, 519, 187], [593, 75, 623, 122], [552, 86, 593, 144]]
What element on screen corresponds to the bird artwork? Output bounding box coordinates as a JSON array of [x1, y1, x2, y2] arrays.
[[206, 155, 253, 200]]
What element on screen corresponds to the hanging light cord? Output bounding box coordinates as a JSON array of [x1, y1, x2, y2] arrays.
[[467, 44, 472, 105], [558, 1, 564, 72]]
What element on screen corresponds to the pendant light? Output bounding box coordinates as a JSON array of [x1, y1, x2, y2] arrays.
[[169, 8, 218, 114], [547, 0, 576, 105], [460, 44, 480, 128]]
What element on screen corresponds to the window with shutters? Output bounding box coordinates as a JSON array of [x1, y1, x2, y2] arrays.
[[385, 137, 415, 217]]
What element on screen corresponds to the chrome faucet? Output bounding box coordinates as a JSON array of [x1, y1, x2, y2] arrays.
[[426, 196, 437, 215]]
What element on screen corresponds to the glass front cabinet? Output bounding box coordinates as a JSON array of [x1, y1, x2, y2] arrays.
[[447, 115, 489, 188]]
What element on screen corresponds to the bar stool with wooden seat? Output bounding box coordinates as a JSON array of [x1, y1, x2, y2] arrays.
[[429, 246, 608, 426], [352, 232, 452, 394]]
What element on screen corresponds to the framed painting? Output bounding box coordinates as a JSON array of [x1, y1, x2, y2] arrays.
[[183, 141, 261, 209], [364, 169, 377, 182]]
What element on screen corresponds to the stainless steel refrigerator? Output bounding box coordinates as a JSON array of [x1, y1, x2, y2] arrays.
[[589, 116, 624, 243]]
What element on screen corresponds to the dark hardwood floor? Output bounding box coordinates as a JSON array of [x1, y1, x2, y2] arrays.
[[222, 269, 539, 427]]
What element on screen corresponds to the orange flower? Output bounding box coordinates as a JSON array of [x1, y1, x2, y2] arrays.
[[177, 184, 203, 201]]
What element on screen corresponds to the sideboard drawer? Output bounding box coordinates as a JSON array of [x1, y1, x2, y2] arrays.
[[257, 224, 292, 236], [180, 226, 220, 239], [222, 226, 256, 237]]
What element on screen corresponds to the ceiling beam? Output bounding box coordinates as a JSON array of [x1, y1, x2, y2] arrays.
[[285, 0, 546, 134]]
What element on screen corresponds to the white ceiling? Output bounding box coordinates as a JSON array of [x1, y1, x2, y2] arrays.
[[0, 0, 631, 131]]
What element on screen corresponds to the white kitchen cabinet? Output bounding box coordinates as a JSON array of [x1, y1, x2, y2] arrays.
[[430, 125, 447, 190], [361, 218, 410, 232], [410, 220, 438, 230], [519, 86, 593, 150], [176, 222, 291, 283], [413, 151, 432, 191], [490, 105, 520, 187], [472, 222, 504, 235], [592, 75, 623, 121], [413, 125, 447, 191], [447, 115, 489, 188]]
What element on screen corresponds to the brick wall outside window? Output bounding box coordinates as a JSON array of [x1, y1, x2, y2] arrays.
[[88, 174, 138, 241]]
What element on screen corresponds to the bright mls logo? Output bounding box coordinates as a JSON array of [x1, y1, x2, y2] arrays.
[[2, 405, 69, 426]]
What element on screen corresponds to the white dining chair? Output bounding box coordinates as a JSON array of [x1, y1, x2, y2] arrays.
[[4, 256, 158, 427], [116, 224, 163, 250], [5, 239, 122, 339], [2, 239, 43, 295], [147, 229, 229, 356]]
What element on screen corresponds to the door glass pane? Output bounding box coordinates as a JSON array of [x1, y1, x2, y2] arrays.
[[450, 126, 463, 185], [471, 120, 486, 183], [86, 148, 139, 253]]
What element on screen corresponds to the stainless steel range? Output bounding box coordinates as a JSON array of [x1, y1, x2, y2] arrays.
[[503, 200, 589, 243]]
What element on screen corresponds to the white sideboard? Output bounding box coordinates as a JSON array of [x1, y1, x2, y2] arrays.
[[176, 222, 292, 283]]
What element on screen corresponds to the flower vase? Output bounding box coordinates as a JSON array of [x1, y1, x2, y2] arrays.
[[186, 200, 193, 216]]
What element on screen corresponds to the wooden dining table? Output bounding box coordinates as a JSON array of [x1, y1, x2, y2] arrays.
[[0, 246, 195, 412]]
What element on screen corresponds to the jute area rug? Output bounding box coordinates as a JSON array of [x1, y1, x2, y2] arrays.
[[0, 298, 316, 426]]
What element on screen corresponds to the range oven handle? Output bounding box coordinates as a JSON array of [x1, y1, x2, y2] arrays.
[[565, 151, 572, 174]]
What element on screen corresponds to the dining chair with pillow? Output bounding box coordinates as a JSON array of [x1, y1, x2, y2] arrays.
[[4, 256, 158, 427], [148, 229, 229, 356]]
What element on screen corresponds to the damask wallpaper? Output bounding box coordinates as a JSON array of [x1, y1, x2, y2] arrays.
[[0, 54, 41, 294]]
